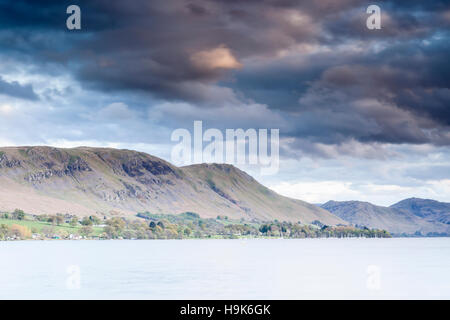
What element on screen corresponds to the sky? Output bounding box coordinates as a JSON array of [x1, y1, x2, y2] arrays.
[[0, 0, 449, 206]]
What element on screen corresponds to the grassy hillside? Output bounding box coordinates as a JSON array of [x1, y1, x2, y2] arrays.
[[0, 212, 387, 241], [182, 163, 344, 224], [0, 146, 345, 225], [0, 218, 103, 237]]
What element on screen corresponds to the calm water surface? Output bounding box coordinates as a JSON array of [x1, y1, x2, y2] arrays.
[[0, 238, 449, 299]]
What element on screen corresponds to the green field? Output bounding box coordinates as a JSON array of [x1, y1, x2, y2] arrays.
[[0, 218, 103, 236]]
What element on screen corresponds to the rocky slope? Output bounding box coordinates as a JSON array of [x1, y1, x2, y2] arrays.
[[321, 200, 450, 235], [390, 198, 450, 225], [0, 146, 344, 225]]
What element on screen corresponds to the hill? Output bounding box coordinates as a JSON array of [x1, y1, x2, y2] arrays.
[[321, 200, 449, 235], [0, 146, 344, 225], [390, 198, 450, 225]]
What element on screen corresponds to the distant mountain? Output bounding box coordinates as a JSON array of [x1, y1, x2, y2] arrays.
[[321, 200, 449, 235], [0, 146, 344, 225], [390, 198, 450, 225]]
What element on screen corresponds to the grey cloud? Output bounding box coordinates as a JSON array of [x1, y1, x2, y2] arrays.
[[404, 164, 450, 181], [0, 76, 38, 100], [0, 0, 449, 158]]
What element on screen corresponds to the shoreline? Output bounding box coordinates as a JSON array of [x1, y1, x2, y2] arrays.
[[3, 235, 448, 242]]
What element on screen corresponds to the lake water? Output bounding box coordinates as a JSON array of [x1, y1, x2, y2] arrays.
[[0, 238, 449, 299]]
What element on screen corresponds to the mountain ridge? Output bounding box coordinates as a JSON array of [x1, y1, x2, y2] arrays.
[[0, 146, 344, 225], [390, 198, 450, 225], [321, 199, 449, 235]]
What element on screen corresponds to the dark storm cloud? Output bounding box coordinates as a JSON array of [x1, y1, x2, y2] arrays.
[[0, 0, 449, 154], [0, 0, 363, 101], [320, 1, 450, 42], [0, 76, 38, 100], [291, 37, 450, 145]]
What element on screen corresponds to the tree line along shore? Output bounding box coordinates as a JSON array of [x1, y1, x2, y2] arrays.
[[0, 209, 391, 241]]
